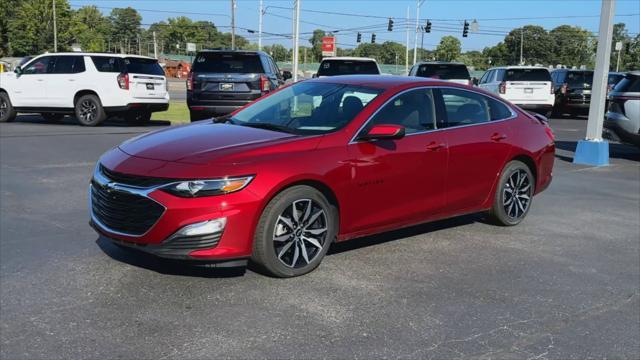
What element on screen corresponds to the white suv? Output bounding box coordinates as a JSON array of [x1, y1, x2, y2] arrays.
[[0, 53, 169, 126], [478, 66, 555, 115]]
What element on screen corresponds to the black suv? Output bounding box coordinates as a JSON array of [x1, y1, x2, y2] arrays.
[[550, 69, 594, 117], [187, 50, 291, 121]]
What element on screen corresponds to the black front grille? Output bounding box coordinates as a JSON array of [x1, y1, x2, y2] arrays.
[[162, 232, 222, 250], [91, 183, 164, 235], [100, 164, 177, 188]]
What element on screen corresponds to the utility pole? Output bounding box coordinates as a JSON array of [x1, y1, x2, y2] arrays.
[[231, 0, 236, 50], [137, 34, 141, 55], [258, 0, 264, 51], [153, 31, 158, 59], [52, 0, 58, 52], [413, 0, 425, 66], [405, 6, 409, 75], [574, 0, 616, 166], [420, 28, 424, 60], [519, 27, 524, 65], [292, 0, 301, 82]]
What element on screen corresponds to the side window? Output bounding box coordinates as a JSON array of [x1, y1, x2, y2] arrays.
[[22, 56, 53, 74], [366, 88, 436, 134], [440, 88, 490, 128], [486, 97, 513, 121], [270, 58, 280, 76], [51, 56, 85, 74], [495, 69, 505, 81], [409, 65, 416, 76], [479, 70, 491, 84]]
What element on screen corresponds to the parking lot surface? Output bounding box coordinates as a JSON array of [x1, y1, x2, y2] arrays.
[[1, 115, 639, 359]]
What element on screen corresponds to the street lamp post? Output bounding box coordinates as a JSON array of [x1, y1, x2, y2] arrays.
[[53, 0, 58, 52]]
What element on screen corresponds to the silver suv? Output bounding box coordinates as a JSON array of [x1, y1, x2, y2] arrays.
[[604, 71, 640, 147]]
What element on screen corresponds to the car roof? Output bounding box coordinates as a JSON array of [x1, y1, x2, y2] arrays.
[[414, 61, 467, 66], [196, 49, 270, 56], [551, 68, 593, 72], [311, 74, 466, 89], [321, 57, 377, 62], [489, 66, 549, 70], [32, 52, 156, 59]]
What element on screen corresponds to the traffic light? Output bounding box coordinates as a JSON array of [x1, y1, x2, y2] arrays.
[[371, 33, 376, 44], [463, 20, 469, 37], [387, 18, 394, 32], [425, 20, 432, 33], [357, 32, 361, 43]]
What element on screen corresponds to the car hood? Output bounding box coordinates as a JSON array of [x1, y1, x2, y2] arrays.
[[118, 121, 297, 164]]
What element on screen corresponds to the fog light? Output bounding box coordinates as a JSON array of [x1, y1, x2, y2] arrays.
[[176, 218, 226, 237]]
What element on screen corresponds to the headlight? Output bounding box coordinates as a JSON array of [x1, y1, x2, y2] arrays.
[[161, 176, 253, 198]]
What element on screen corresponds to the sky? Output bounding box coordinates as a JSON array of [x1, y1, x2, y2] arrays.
[[69, 0, 640, 51]]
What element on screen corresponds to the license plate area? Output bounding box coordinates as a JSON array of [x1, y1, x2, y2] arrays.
[[219, 83, 234, 91], [146, 83, 154, 90], [524, 88, 533, 94]]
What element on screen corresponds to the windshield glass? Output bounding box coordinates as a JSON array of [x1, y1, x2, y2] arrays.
[[317, 60, 380, 76], [504, 68, 551, 82], [231, 81, 383, 134], [416, 64, 470, 80], [192, 52, 264, 73]]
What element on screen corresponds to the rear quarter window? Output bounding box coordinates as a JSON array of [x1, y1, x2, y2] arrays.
[[416, 64, 470, 80], [487, 97, 513, 120], [192, 52, 265, 73], [91, 56, 124, 72], [504, 69, 551, 82]]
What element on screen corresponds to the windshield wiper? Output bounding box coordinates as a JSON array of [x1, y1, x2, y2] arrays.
[[239, 122, 298, 134]]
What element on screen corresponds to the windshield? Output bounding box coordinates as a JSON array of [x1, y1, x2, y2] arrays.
[[317, 60, 380, 76], [416, 64, 470, 80], [566, 71, 594, 88], [504, 68, 551, 82], [192, 52, 264, 73], [231, 81, 383, 135]]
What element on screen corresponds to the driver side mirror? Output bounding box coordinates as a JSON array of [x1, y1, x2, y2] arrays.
[[281, 70, 292, 80], [472, 77, 479, 86], [359, 124, 406, 141], [14, 66, 22, 76]]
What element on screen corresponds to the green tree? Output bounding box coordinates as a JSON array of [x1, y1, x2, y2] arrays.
[[264, 44, 288, 62], [549, 25, 594, 68], [458, 51, 487, 70], [435, 36, 461, 62], [308, 29, 326, 60], [8, 0, 73, 56], [109, 7, 142, 53], [504, 25, 553, 65], [380, 41, 406, 64], [0, 0, 20, 56], [353, 43, 384, 61], [70, 6, 111, 52]]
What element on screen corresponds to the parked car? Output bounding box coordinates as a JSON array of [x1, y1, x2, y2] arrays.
[[608, 72, 625, 93], [89, 75, 555, 277], [409, 61, 471, 85], [603, 71, 640, 147], [550, 69, 594, 117], [314, 57, 381, 77], [186, 50, 289, 121], [478, 66, 555, 115], [0, 53, 169, 125]]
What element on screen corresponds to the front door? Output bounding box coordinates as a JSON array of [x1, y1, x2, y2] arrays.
[[11, 56, 51, 107]]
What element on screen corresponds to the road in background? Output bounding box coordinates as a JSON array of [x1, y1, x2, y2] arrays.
[[1, 115, 638, 358], [168, 78, 186, 101]]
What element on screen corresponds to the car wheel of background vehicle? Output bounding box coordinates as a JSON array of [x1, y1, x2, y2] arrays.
[[0, 92, 17, 122], [41, 113, 64, 122], [252, 185, 338, 278], [75, 94, 106, 126], [125, 111, 151, 125], [488, 160, 534, 226]]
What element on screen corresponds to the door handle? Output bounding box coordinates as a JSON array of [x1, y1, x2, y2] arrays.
[[36, 79, 44, 82], [68, 79, 76, 82], [491, 133, 507, 142], [426, 142, 446, 151]]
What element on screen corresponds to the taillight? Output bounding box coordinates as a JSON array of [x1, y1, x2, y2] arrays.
[[117, 73, 129, 90], [544, 126, 555, 142], [186, 72, 193, 91], [498, 81, 506, 94], [560, 83, 567, 95], [550, 84, 555, 94], [260, 75, 270, 93]]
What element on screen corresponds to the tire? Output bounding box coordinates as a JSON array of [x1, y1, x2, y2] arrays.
[[252, 185, 338, 278], [0, 92, 17, 123], [550, 106, 562, 118], [125, 111, 151, 125], [488, 160, 535, 226], [190, 110, 211, 122], [41, 113, 64, 122], [74, 94, 106, 126]]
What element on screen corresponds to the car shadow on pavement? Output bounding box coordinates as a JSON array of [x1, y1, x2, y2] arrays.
[[555, 140, 640, 162], [96, 237, 247, 278], [328, 213, 481, 255], [12, 114, 171, 127]]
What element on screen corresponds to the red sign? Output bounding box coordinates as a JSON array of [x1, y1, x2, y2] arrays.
[[321, 36, 336, 56]]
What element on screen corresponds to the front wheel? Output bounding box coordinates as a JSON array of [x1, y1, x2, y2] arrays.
[[488, 160, 535, 226], [252, 186, 338, 278], [0, 92, 17, 122], [75, 94, 106, 126]]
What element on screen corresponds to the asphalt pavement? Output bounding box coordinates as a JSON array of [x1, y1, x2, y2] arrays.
[[1, 114, 638, 359]]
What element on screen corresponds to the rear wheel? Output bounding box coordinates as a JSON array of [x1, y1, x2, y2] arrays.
[[488, 160, 534, 226], [0, 92, 16, 122], [75, 94, 106, 126], [41, 113, 64, 122], [125, 111, 151, 125], [252, 186, 337, 278]]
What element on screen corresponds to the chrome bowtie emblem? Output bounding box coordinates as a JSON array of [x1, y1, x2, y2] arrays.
[[104, 182, 117, 192]]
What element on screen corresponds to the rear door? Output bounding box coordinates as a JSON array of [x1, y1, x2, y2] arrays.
[[124, 58, 167, 100], [192, 52, 265, 101], [46, 55, 87, 107], [503, 68, 553, 103]]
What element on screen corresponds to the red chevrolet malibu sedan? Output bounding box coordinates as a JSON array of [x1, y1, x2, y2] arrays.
[[90, 76, 554, 277]]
